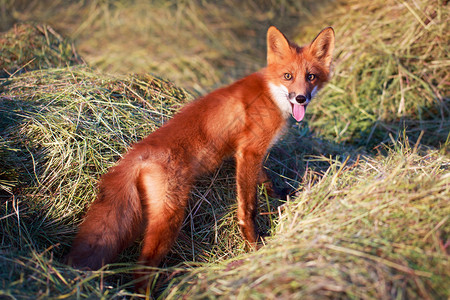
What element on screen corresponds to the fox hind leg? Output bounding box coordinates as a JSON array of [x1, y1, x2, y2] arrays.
[[134, 165, 190, 292]]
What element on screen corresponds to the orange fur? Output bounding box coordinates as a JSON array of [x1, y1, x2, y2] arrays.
[[67, 26, 335, 292]]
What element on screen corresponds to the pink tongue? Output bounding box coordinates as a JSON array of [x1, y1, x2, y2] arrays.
[[292, 104, 305, 122]]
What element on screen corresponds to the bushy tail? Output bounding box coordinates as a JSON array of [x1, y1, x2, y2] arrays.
[[67, 162, 143, 270]]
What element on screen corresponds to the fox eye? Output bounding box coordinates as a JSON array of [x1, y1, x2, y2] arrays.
[[284, 73, 293, 80], [307, 74, 316, 81]]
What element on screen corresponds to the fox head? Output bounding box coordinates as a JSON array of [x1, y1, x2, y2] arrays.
[[265, 26, 335, 122]]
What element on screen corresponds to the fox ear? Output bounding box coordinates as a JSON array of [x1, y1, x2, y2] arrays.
[[309, 27, 335, 69], [267, 26, 291, 65]]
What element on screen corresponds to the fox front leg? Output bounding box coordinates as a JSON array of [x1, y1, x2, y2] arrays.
[[235, 148, 266, 248]]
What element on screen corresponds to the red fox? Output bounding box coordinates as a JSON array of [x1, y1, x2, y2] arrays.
[[68, 26, 334, 289]]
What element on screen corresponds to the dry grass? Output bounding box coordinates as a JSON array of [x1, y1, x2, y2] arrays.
[[0, 23, 83, 77], [301, 0, 449, 149], [3, 0, 334, 94], [166, 143, 450, 299]]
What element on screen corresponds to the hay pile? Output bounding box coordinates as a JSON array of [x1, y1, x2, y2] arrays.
[[166, 144, 449, 299], [0, 23, 83, 77], [0, 24, 192, 297], [303, 0, 449, 149]]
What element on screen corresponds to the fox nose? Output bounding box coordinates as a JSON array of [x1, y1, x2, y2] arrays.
[[295, 95, 307, 104]]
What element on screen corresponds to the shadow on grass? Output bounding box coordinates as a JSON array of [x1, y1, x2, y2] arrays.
[[363, 98, 449, 153]]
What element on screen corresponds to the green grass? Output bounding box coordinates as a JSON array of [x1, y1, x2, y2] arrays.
[[0, 0, 449, 299]]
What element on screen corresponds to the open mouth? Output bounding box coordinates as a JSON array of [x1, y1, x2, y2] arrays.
[[291, 103, 308, 122]]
